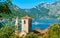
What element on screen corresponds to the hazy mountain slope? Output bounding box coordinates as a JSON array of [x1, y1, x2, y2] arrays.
[[0, 1, 60, 19], [24, 3, 50, 19], [0, 2, 11, 14], [48, 2, 60, 18], [8, 4, 29, 18], [0, 2, 29, 19], [24, 1, 60, 19]]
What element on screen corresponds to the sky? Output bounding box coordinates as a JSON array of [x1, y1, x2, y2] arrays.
[[12, 0, 57, 9], [0, 0, 57, 9]]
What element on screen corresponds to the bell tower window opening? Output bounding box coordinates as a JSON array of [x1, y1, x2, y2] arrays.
[[24, 20, 26, 24]]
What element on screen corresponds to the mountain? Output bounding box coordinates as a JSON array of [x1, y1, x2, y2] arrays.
[[0, 2, 29, 19], [24, 2, 51, 19], [0, 1, 60, 19], [8, 3, 29, 18], [24, 1, 60, 19], [0, 2, 11, 14], [45, 1, 60, 19]]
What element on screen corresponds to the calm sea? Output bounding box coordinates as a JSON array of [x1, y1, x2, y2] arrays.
[[2, 19, 59, 30]]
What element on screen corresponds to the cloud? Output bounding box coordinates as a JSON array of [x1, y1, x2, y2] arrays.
[[32, 22, 40, 25]]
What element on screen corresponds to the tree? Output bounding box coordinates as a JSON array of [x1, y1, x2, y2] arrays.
[[47, 24, 60, 38], [24, 32, 39, 38], [0, 3, 11, 14], [0, 24, 15, 38]]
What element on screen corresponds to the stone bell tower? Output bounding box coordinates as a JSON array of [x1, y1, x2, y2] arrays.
[[21, 16, 32, 36]]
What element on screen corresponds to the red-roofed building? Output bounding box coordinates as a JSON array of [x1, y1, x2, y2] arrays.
[[33, 29, 48, 34]]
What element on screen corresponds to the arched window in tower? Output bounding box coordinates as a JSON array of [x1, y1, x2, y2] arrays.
[[24, 20, 26, 24]]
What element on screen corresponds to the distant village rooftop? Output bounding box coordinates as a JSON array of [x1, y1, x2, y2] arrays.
[[33, 29, 48, 34]]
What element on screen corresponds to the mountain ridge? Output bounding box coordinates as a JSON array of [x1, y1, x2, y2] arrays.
[[0, 1, 60, 19]]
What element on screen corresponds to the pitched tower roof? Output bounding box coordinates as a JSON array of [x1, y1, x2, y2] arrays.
[[22, 16, 32, 20]]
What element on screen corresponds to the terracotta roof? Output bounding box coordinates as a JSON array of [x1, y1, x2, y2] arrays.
[[22, 16, 32, 19], [35, 29, 48, 34]]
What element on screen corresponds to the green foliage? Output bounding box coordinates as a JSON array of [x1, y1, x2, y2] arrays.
[[0, 2, 11, 14], [0, 24, 15, 38], [9, 34, 20, 38], [0, 22, 3, 28], [47, 24, 60, 38], [0, 1, 30, 19], [24, 32, 40, 38]]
